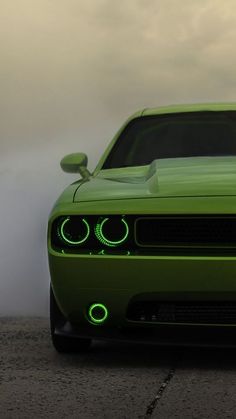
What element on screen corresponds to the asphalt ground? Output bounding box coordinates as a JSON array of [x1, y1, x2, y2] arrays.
[[1, 318, 236, 418]]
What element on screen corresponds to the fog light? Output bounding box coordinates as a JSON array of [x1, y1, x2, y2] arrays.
[[88, 303, 108, 324]]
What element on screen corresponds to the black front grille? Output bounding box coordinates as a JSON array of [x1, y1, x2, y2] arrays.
[[127, 301, 236, 325], [135, 216, 236, 248]]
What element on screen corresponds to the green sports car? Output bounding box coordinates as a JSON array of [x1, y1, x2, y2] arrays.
[[48, 103, 236, 352]]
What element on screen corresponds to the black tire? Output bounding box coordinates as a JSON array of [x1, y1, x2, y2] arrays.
[[50, 286, 91, 353]]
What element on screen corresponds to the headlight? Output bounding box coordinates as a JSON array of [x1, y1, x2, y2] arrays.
[[95, 216, 129, 247], [51, 215, 132, 252], [58, 216, 90, 245]]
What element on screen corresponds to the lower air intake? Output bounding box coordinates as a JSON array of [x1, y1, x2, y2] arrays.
[[126, 301, 236, 325]]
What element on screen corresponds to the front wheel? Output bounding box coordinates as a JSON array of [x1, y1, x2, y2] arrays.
[[50, 286, 92, 353]]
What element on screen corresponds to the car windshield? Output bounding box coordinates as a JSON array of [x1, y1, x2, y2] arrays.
[[102, 111, 236, 169]]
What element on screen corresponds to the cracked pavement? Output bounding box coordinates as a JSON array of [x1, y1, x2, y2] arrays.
[[1, 318, 236, 418]]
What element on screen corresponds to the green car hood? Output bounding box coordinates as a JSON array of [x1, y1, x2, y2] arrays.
[[74, 156, 236, 202]]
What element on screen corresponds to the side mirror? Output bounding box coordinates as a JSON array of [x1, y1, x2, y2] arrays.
[[60, 153, 91, 179]]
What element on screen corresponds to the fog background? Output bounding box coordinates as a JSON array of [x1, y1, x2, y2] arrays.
[[1, 0, 236, 315]]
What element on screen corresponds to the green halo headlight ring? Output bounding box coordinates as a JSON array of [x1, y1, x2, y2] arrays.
[[88, 303, 109, 324], [60, 217, 90, 245], [95, 217, 129, 247]]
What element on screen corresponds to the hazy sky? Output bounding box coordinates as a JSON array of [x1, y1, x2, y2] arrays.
[[2, 0, 236, 156], [1, 0, 236, 314]]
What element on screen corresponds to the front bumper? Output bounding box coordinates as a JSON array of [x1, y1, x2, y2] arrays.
[[55, 321, 236, 347], [48, 249, 236, 342]]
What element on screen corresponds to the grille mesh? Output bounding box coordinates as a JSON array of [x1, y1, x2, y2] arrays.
[[135, 216, 236, 248], [127, 301, 236, 324]]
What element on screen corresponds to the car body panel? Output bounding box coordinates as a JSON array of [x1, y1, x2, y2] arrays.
[[142, 102, 236, 116], [49, 196, 236, 221], [73, 156, 236, 203]]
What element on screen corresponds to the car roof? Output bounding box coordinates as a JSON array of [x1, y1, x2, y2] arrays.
[[140, 103, 236, 117]]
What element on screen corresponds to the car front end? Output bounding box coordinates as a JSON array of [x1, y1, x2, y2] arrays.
[[48, 103, 236, 350]]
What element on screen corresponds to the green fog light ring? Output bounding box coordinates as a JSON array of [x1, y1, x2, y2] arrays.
[[88, 303, 109, 324], [95, 217, 129, 247], [60, 217, 90, 245]]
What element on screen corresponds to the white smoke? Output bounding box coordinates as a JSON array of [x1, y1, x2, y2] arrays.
[[1, 0, 236, 314]]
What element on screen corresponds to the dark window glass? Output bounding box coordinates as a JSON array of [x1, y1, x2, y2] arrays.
[[102, 111, 236, 169]]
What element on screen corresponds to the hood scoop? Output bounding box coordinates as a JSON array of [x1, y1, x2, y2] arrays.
[[147, 156, 236, 196]]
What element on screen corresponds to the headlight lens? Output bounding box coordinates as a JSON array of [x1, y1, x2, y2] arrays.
[[59, 216, 90, 245], [51, 215, 131, 252], [95, 216, 129, 247]]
